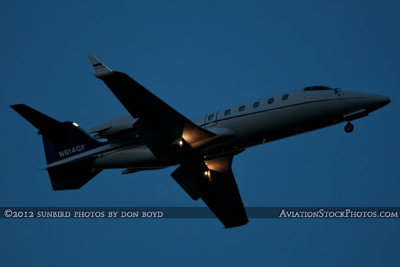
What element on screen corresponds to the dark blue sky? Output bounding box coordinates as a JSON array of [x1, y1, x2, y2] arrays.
[[1, 1, 399, 266]]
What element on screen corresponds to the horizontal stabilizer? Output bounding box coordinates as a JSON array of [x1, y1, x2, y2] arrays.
[[11, 104, 62, 136], [11, 104, 104, 164]]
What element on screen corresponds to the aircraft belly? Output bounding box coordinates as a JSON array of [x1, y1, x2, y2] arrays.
[[92, 145, 161, 169]]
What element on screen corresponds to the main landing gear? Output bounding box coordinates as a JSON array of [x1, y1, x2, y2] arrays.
[[344, 121, 354, 133]]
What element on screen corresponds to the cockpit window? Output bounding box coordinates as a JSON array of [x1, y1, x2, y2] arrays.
[[303, 86, 333, 91]]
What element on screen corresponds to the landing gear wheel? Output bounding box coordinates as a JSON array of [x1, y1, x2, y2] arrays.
[[344, 122, 354, 133]]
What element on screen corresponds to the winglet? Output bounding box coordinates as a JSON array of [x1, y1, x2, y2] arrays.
[[88, 55, 113, 78]]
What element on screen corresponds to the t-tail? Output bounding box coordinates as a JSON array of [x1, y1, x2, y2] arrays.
[[11, 104, 104, 190]]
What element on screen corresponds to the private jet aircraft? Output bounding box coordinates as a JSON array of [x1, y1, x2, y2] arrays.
[[11, 56, 390, 228]]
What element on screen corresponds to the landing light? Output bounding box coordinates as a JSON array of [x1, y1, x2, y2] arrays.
[[178, 140, 184, 147], [72, 122, 79, 127], [203, 170, 211, 181]]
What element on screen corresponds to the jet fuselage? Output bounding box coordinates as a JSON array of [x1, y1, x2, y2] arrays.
[[87, 87, 390, 171]]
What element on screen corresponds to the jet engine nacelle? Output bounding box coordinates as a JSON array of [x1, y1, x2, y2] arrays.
[[87, 114, 137, 139]]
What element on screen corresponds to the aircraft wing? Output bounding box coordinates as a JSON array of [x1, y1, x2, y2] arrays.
[[89, 56, 247, 227], [172, 156, 248, 228], [88, 55, 215, 161]]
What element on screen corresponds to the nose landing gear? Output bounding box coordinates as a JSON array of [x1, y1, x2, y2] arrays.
[[344, 121, 354, 133]]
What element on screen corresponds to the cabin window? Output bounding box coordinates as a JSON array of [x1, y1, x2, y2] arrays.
[[268, 98, 274, 104], [282, 94, 289, 100], [224, 109, 231, 116], [208, 114, 214, 121], [253, 101, 260, 108], [239, 105, 246, 112]]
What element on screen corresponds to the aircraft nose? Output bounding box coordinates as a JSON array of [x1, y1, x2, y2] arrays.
[[372, 95, 390, 108], [365, 94, 391, 111]]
